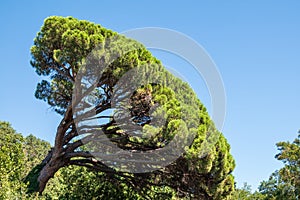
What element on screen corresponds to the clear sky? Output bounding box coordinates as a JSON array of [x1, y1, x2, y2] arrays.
[[0, 1, 299, 190]]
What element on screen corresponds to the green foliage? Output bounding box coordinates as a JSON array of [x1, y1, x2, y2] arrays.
[[31, 16, 113, 114], [275, 133, 300, 194], [0, 121, 27, 199], [23, 134, 51, 193], [43, 166, 141, 200], [0, 121, 56, 199], [23, 134, 51, 173], [29, 16, 236, 199], [258, 171, 298, 200], [0, 122, 24, 178], [231, 132, 300, 200], [232, 183, 265, 200], [258, 132, 300, 200]]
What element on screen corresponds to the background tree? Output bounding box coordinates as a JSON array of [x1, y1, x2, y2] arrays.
[[258, 132, 300, 200], [0, 121, 62, 199], [232, 183, 265, 200], [29, 16, 235, 199], [275, 131, 300, 197], [23, 134, 51, 175], [0, 121, 27, 199]]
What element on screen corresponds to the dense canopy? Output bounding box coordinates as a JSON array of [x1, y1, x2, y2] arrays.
[[29, 16, 235, 199]]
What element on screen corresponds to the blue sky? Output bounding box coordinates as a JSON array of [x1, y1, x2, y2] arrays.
[[0, 1, 299, 190]]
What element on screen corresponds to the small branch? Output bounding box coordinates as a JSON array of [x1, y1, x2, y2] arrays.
[[83, 115, 113, 121], [65, 151, 93, 158]]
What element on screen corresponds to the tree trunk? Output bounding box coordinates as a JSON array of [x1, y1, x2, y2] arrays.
[[37, 106, 73, 193], [38, 155, 66, 193]]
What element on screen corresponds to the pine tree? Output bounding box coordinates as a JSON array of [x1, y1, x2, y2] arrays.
[[29, 16, 235, 199]]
